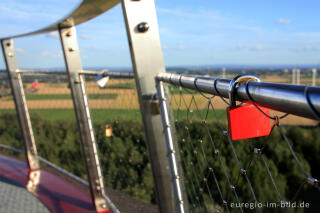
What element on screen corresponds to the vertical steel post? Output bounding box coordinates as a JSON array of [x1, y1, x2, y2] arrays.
[[1, 39, 39, 171], [222, 67, 226, 79], [58, 25, 110, 213], [121, 0, 188, 212], [292, 69, 296, 84], [297, 69, 301, 85], [156, 80, 185, 213], [312, 68, 317, 86]]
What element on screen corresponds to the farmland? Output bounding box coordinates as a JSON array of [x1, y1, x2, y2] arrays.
[[0, 75, 318, 125], [0, 72, 319, 206]]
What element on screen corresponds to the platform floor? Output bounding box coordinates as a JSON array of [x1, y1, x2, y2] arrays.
[[0, 153, 159, 213], [0, 176, 49, 213], [0, 154, 96, 213]]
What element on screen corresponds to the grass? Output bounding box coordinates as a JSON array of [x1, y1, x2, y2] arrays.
[[101, 82, 136, 89], [0, 108, 226, 123], [0, 109, 141, 123], [4, 93, 118, 100], [168, 86, 192, 94], [173, 109, 227, 122], [88, 94, 118, 100]]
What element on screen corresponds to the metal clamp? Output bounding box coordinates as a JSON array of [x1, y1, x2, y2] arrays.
[[229, 74, 261, 106]]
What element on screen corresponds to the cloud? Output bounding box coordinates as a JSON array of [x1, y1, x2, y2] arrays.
[[80, 34, 91, 40], [291, 45, 320, 52], [162, 44, 187, 51], [46, 31, 59, 39], [157, 7, 226, 22], [296, 32, 320, 38], [40, 50, 62, 57], [178, 45, 185, 50], [278, 19, 291, 24], [233, 25, 263, 33], [256, 44, 264, 51], [237, 44, 264, 51], [0, 5, 29, 19], [15, 48, 25, 53], [85, 46, 107, 52], [0, 4, 59, 22]]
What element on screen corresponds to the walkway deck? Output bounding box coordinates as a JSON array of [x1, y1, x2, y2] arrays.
[[0, 153, 159, 213], [0, 166, 49, 212]]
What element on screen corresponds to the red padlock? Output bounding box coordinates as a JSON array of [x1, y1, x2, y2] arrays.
[[226, 75, 271, 140]]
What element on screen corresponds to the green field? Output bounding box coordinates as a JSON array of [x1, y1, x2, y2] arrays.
[[102, 82, 135, 89], [25, 93, 117, 100], [0, 109, 140, 123], [0, 108, 226, 123], [4, 93, 118, 101]]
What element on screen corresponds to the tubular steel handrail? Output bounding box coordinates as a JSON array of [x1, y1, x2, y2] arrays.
[[156, 72, 320, 120], [15, 69, 134, 78]]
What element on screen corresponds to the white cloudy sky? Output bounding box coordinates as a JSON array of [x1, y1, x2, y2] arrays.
[[0, 0, 320, 69]]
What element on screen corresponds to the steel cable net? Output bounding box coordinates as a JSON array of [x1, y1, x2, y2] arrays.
[[20, 72, 87, 179], [163, 81, 320, 213], [84, 75, 156, 204], [0, 72, 24, 159]]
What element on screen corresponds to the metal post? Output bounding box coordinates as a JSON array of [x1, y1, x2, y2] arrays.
[[297, 69, 301, 85], [121, 0, 188, 212], [156, 80, 185, 213], [58, 25, 111, 213], [222, 67, 226, 79], [312, 68, 317, 86], [1, 39, 39, 171], [292, 69, 296, 84]]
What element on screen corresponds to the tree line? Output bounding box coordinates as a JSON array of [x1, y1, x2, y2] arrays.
[[0, 112, 319, 211]]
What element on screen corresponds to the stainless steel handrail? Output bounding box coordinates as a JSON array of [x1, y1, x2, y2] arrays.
[[156, 72, 320, 120], [15, 69, 134, 78], [0, 0, 120, 40]]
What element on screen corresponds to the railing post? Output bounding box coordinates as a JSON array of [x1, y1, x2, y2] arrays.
[[156, 80, 186, 213], [292, 69, 296, 84], [1, 39, 39, 171], [121, 0, 188, 212], [312, 68, 317, 86], [58, 25, 112, 213]]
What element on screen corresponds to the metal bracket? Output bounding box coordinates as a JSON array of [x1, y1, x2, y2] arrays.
[[1, 39, 39, 171], [142, 94, 160, 115], [229, 74, 261, 107]]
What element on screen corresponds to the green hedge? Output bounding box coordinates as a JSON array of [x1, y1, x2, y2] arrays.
[[0, 112, 318, 210]]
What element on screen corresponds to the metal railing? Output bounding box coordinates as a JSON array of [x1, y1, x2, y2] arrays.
[[0, 0, 178, 212], [1, 0, 320, 212], [156, 72, 320, 120], [155, 72, 320, 212]]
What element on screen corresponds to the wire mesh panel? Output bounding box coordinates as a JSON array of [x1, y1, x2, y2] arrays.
[[0, 72, 25, 159], [20, 72, 87, 179], [160, 79, 320, 212], [84, 74, 156, 204], [84, 75, 140, 121]]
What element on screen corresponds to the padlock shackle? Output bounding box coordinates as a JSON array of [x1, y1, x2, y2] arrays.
[[229, 74, 261, 107]]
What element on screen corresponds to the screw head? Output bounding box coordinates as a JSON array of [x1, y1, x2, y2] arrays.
[[137, 22, 149, 33]]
